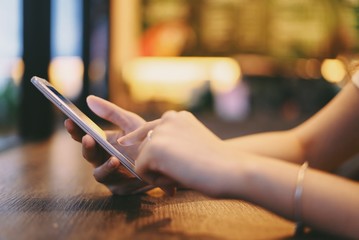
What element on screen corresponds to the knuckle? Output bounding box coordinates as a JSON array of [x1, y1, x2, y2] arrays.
[[161, 110, 177, 121], [178, 110, 193, 118]]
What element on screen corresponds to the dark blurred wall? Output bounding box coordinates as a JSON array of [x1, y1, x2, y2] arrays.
[[19, 0, 54, 141]]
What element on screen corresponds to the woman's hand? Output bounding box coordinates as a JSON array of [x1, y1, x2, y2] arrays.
[[64, 95, 150, 195], [118, 110, 244, 197]]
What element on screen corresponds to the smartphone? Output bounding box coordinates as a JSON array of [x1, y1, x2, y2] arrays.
[[31, 76, 143, 180]]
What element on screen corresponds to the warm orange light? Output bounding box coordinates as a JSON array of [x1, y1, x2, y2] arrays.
[[210, 59, 241, 93], [11, 57, 24, 85], [321, 59, 347, 83], [48, 56, 84, 99], [0, 57, 24, 87], [122, 57, 241, 105]]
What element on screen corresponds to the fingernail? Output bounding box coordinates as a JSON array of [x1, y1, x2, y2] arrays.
[[87, 96, 102, 114], [117, 137, 126, 145], [117, 137, 131, 146]]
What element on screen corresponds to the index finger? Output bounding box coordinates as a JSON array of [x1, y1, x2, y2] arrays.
[[87, 96, 145, 133]]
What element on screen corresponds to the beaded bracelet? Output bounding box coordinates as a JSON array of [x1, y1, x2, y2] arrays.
[[294, 161, 309, 235]]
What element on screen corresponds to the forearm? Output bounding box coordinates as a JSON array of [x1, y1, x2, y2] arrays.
[[226, 83, 359, 171], [225, 130, 306, 164], [301, 168, 359, 238], [223, 155, 359, 238]]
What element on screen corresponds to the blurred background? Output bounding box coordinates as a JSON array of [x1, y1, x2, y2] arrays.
[[1, 0, 359, 150]]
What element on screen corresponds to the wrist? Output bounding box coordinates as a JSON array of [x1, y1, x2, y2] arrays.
[[214, 147, 254, 199]]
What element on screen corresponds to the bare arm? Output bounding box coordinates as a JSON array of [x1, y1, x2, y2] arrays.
[[222, 152, 359, 239], [226, 81, 359, 171], [115, 80, 359, 238], [123, 110, 359, 238], [225, 130, 305, 164]]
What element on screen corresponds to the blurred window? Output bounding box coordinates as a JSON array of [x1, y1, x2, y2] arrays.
[[50, 0, 84, 100], [0, 0, 22, 150]]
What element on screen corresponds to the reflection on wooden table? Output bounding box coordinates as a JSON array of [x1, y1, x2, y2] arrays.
[[0, 130, 297, 240]]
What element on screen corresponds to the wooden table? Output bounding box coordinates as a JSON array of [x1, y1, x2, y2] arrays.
[[0, 129, 319, 240]]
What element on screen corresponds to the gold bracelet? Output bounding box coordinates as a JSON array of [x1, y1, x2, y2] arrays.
[[294, 161, 308, 235]]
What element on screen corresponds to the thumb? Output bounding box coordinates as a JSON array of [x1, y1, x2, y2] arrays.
[[117, 120, 160, 146]]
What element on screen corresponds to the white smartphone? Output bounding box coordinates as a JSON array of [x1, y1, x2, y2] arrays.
[[31, 76, 143, 180]]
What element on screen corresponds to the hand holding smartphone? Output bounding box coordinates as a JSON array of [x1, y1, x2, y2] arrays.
[[31, 76, 143, 180]]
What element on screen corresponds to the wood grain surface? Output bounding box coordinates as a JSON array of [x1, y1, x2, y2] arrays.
[[0, 130, 301, 240]]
